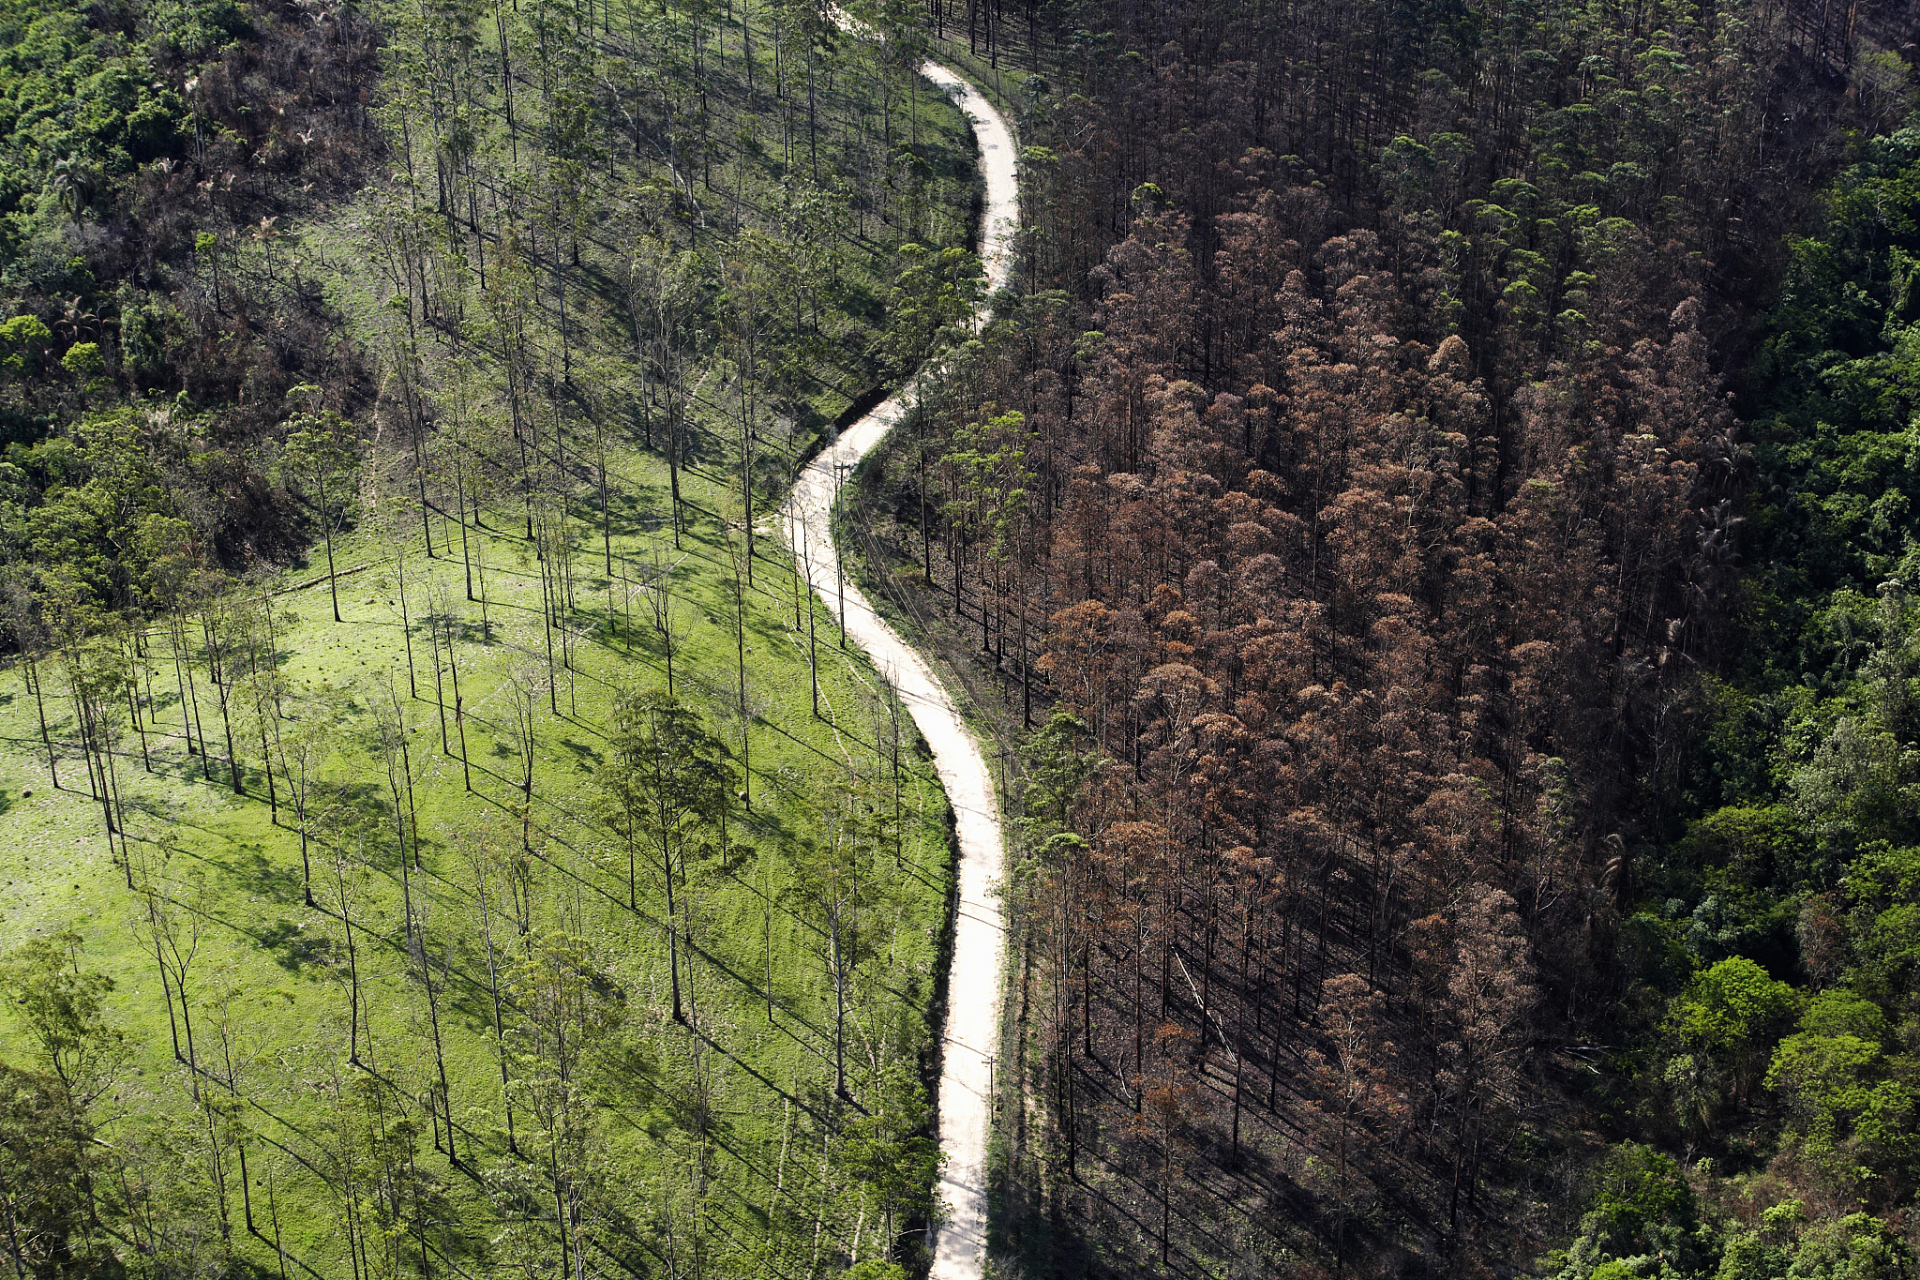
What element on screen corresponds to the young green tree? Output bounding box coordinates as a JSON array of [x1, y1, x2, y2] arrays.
[[1662, 956, 1798, 1121], [598, 688, 733, 1024], [0, 931, 123, 1129], [841, 1062, 939, 1253], [276, 395, 362, 624], [0, 1059, 93, 1278], [273, 697, 337, 908], [1764, 991, 1919, 1206], [458, 827, 526, 1157], [881, 243, 982, 376], [788, 776, 894, 1100], [506, 933, 625, 1277], [0, 929, 125, 1255]]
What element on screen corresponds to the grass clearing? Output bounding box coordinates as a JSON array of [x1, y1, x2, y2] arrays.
[[0, 0, 986, 1263], [0, 432, 959, 1273]]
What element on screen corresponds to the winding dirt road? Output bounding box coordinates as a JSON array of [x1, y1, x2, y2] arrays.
[[781, 61, 1019, 1280]]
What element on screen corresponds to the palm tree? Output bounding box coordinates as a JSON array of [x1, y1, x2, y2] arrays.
[[48, 159, 98, 225]]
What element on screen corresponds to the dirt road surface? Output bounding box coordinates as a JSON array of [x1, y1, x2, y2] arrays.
[[781, 60, 1019, 1280]]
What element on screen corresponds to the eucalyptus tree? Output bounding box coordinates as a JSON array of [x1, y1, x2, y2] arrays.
[[458, 827, 528, 1156], [505, 932, 624, 1278], [130, 858, 210, 1094], [721, 235, 776, 578], [597, 687, 733, 1024], [132, 513, 211, 770], [431, 582, 474, 789], [724, 531, 758, 809], [505, 662, 548, 852], [60, 622, 137, 858], [789, 776, 895, 1100], [0, 929, 125, 1249], [197, 590, 246, 796], [276, 395, 362, 625], [644, 548, 691, 698], [273, 696, 337, 907], [374, 679, 425, 942], [628, 242, 704, 548]]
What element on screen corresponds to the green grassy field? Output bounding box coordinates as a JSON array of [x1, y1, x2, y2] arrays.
[[0, 428, 959, 1273], [0, 0, 987, 1263]]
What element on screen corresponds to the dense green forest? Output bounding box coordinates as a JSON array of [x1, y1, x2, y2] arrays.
[[9, 0, 1920, 1269]]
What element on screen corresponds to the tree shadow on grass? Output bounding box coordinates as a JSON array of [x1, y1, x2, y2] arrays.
[[206, 840, 307, 906], [557, 735, 605, 773], [255, 917, 340, 972]]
